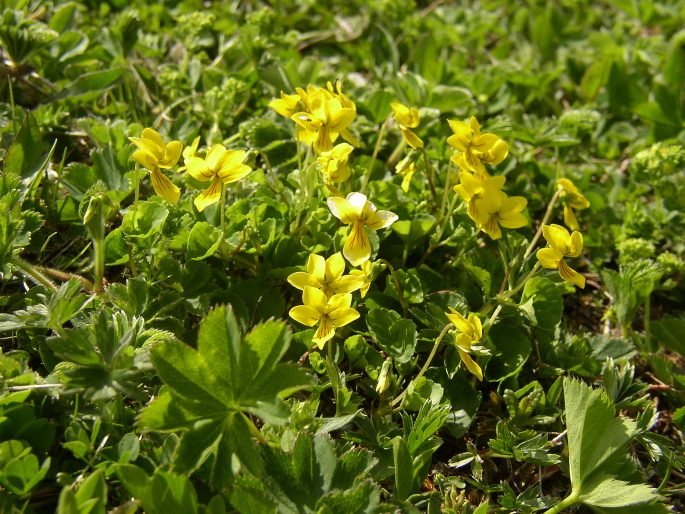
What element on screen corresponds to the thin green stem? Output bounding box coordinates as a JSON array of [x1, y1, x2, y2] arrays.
[[542, 492, 579, 514], [391, 323, 454, 408], [379, 259, 409, 318], [523, 190, 560, 263], [219, 183, 227, 235], [92, 238, 105, 294], [11, 257, 58, 291], [421, 149, 438, 204], [361, 116, 391, 194], [133, 163, 141, 229]]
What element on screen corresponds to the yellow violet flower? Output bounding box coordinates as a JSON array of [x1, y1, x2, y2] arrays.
[[289, 286, 360, 348], [391, 102, 424, 149], [453, 170, 506, 220], [184, 144, 252, 212], [445, 308, 483, 381], [447, 116, 508, 175], [287, 252, 364, 297], [536, 224, 585, 288], [292, 92, 356, 153], [396, 153, 421, 193], [268, 90, 305, 118], [317, 143, 353, 184], [350, 260, 384, 298], [327, 192, 398, 266], [471, 185, 528, 240], [129, 128, 183, 204], [557, 178, 590, 231]]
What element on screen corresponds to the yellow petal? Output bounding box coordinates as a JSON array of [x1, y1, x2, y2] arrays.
[[365, 210, 398, 231], [313, 316, 336, 348], [132, 149, 159, 171], [303, 285, 328, 310], [569, 231, 584, 258], [563, 204, 580, 232], [289, 305, 320, 327], [307, 254, 326, 283], [458, 349, 483, 381], [446, 308, 469, 333], [141, 128, 164, 146], [343, 221, 371, 266], [468, 314, 482, 340], [193, 178, 222, 212], [327, 292, 353, 311], [287, 272, 313, 291], [330, 274, 365, 294], [205, 144, 227, 171], [483, 139, 509, 165], [542, 224, 571, 254], [558, 259, 585, 288], [325, 253, 345, 281], [536, 247, 563, 269], [329, 307, 360, 327], [401, 128, 424, 149], [150, 168, 180, 204], [185, 156, 214, 182], [327, 196, 355, 224], [160, 140, 183, 168], [219, 163, 252, 184], [446, 119, 472, 151], [130, 136, 162, 158]]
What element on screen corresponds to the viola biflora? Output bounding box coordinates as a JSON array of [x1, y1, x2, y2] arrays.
[[129, 128, 183, 204], [537, 224, 586, 288], [327, 192, 398, 266]]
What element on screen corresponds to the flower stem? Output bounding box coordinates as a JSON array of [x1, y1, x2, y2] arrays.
[[92, 238, 105, 294], [361, 116, 390, 194], [542, 493, 579, 514], [422, 149, 438, 204], [379, 259, 410, 318], [390, 323, 453, 408], [133, 163, 141, 229], [11, 257, 58, 291], [522, 190, 560, 263], [219, 182, 227, 235]]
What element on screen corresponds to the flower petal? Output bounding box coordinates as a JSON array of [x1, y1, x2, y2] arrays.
[[327, 292, 352, 311], [458, 349, 483, 381], [160, 140, 183, 168], [343, 221, 372, 266], [542, 224, 571, 254], [327, 196, 355, 224], [194, 178, 223, 212], [558, 259, 585, 288], [306, 254, 326, 283], [563, 204, 580, 232], [205, 144, 227, 171], [366, 210, 398, 231], [330, 274, 365, 294], [569, 231, 584, 258], [446, 308, 469, 333], [325, 252, 345, 281], [132, 149, 159, 171], [536, 247, 562, 269], [150, 168, 180, 204], [329, 307, 360, 327], [289, 305, 320, 327], [287, 271, 313, 290], [346, 192, 368, 216], [141, 128, 164, 146], [401, 128, 424, 149], [303, 285, 328, 309], [312, 317, 336, 348], [185, 156, 214, 181]]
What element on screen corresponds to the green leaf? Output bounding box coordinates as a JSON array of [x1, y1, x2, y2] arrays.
[[651, 315, 685, 355], [187, 221, 223, 260], [485, 322, 531, 381], [519, 276, 563, 332], [4, 112, 44, 179], [121, 201, 169, 239], [366, 308, 417, 363], [564, 378, 637, 487], [54, 68, 125, 101], [579, 477, 659, 508], [392, 437, 413, 501]]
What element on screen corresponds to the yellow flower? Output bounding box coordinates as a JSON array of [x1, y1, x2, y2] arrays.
[[184, 144, 252, 212], [447, 116, 508, 175], [327, 192, 398, 266], [396, 153, 421, 193], [536, 224, 585, 288], [129, 128, 183, 204], [471, 184, 528, 240], [557, 178, 590, 231], [391, 102, 424, 149], [182, 136, 201, 161], [350, 260, 384, 298], [453, 170, 506, 220], [317, 143, 353, 184], [287, 252, 364, 297], [289, 286, 360, 348], [291, 89, 357, 153], [268, 91, 305, 118], [445, 308, 483, 381]]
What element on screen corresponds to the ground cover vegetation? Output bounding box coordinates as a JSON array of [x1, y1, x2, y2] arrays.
[[1, 0, 684, 512]]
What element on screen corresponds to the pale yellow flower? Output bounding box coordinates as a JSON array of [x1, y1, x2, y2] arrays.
[[536, 224, 585, 288], [129, 128, 183, 204], [391, 102, 424, 149], [447, 116, 508, 175], [289, 286, 360, 348], [327, 192, 398, 266], [317, 143, 353, 184], [287, 252, 364, 298], [445, 308, 483, 381], [557, 178, 590, 231], [184, 144, 252, 212]]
